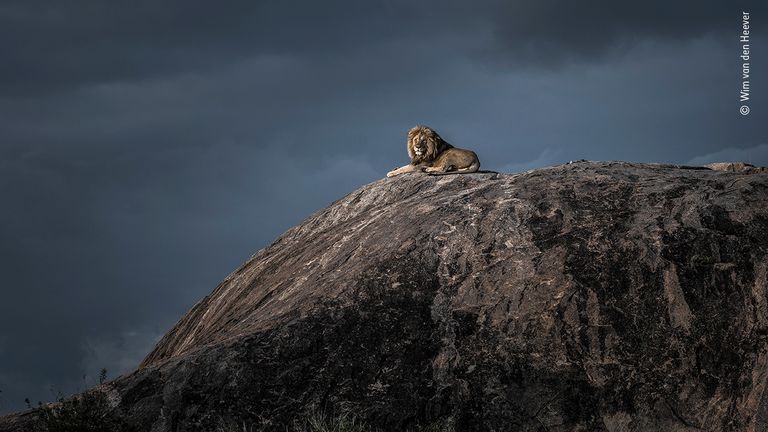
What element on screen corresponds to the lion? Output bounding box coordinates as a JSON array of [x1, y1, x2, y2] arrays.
[[386, 126, 480, 177]]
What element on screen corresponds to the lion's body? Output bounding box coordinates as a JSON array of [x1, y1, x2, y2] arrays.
[[424, 147, 481, 174], [386, 126, 481, 177]]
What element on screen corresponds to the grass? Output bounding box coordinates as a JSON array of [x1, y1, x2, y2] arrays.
[[33, 391, 134, 432], [34, 394, 451, 432], [298, 409, 370, 432]]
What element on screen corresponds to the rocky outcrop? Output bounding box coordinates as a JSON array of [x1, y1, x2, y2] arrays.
[[3, 161, 767, 431], [705, 162, 767, 173]]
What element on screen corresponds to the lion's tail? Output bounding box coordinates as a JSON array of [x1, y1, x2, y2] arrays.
[[430, 160, 481, 175]]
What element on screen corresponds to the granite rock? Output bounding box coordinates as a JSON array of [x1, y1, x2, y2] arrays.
[[3, 161, 768, 431]]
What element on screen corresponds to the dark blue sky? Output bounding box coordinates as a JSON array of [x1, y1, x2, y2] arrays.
[[1, 0, 766, 414]]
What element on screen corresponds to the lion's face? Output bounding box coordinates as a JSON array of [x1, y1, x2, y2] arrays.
[[412, 139, 428, 157], [407, 125, 443, 163]]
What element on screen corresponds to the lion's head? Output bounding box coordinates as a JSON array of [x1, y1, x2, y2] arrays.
[[407, 125, 452, 164]]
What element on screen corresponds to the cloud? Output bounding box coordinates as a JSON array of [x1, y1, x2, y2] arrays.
[[0, 0, 477, 97], [4, 1, 762, 98], [482, 1, 766, 68], [687, 143, 768, 166], [81, 330, 162, 384]]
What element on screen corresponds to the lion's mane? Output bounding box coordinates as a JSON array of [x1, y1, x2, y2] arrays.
[[407, 125, 453, 164]]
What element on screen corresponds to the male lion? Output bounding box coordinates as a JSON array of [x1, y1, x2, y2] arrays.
[[386, 125, 480, 177]]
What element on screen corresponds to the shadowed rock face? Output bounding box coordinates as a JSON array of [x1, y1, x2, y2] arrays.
[[3, 161, 768, 431]]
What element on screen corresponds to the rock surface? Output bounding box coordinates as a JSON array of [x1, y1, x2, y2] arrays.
[[705, 162, 768, 173], [2, 161, 768, 431]]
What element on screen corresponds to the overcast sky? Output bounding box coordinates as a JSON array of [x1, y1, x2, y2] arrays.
[[1, 1, 766, 414]]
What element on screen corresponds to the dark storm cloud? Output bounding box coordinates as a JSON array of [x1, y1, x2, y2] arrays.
[[0, 0, 478, 97], [4, 0, 764, 98], [482, 1, 765, 67], [1, 1, 342, 95]]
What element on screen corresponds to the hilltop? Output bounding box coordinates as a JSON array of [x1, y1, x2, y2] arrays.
[[3, 161, 768, 431]]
